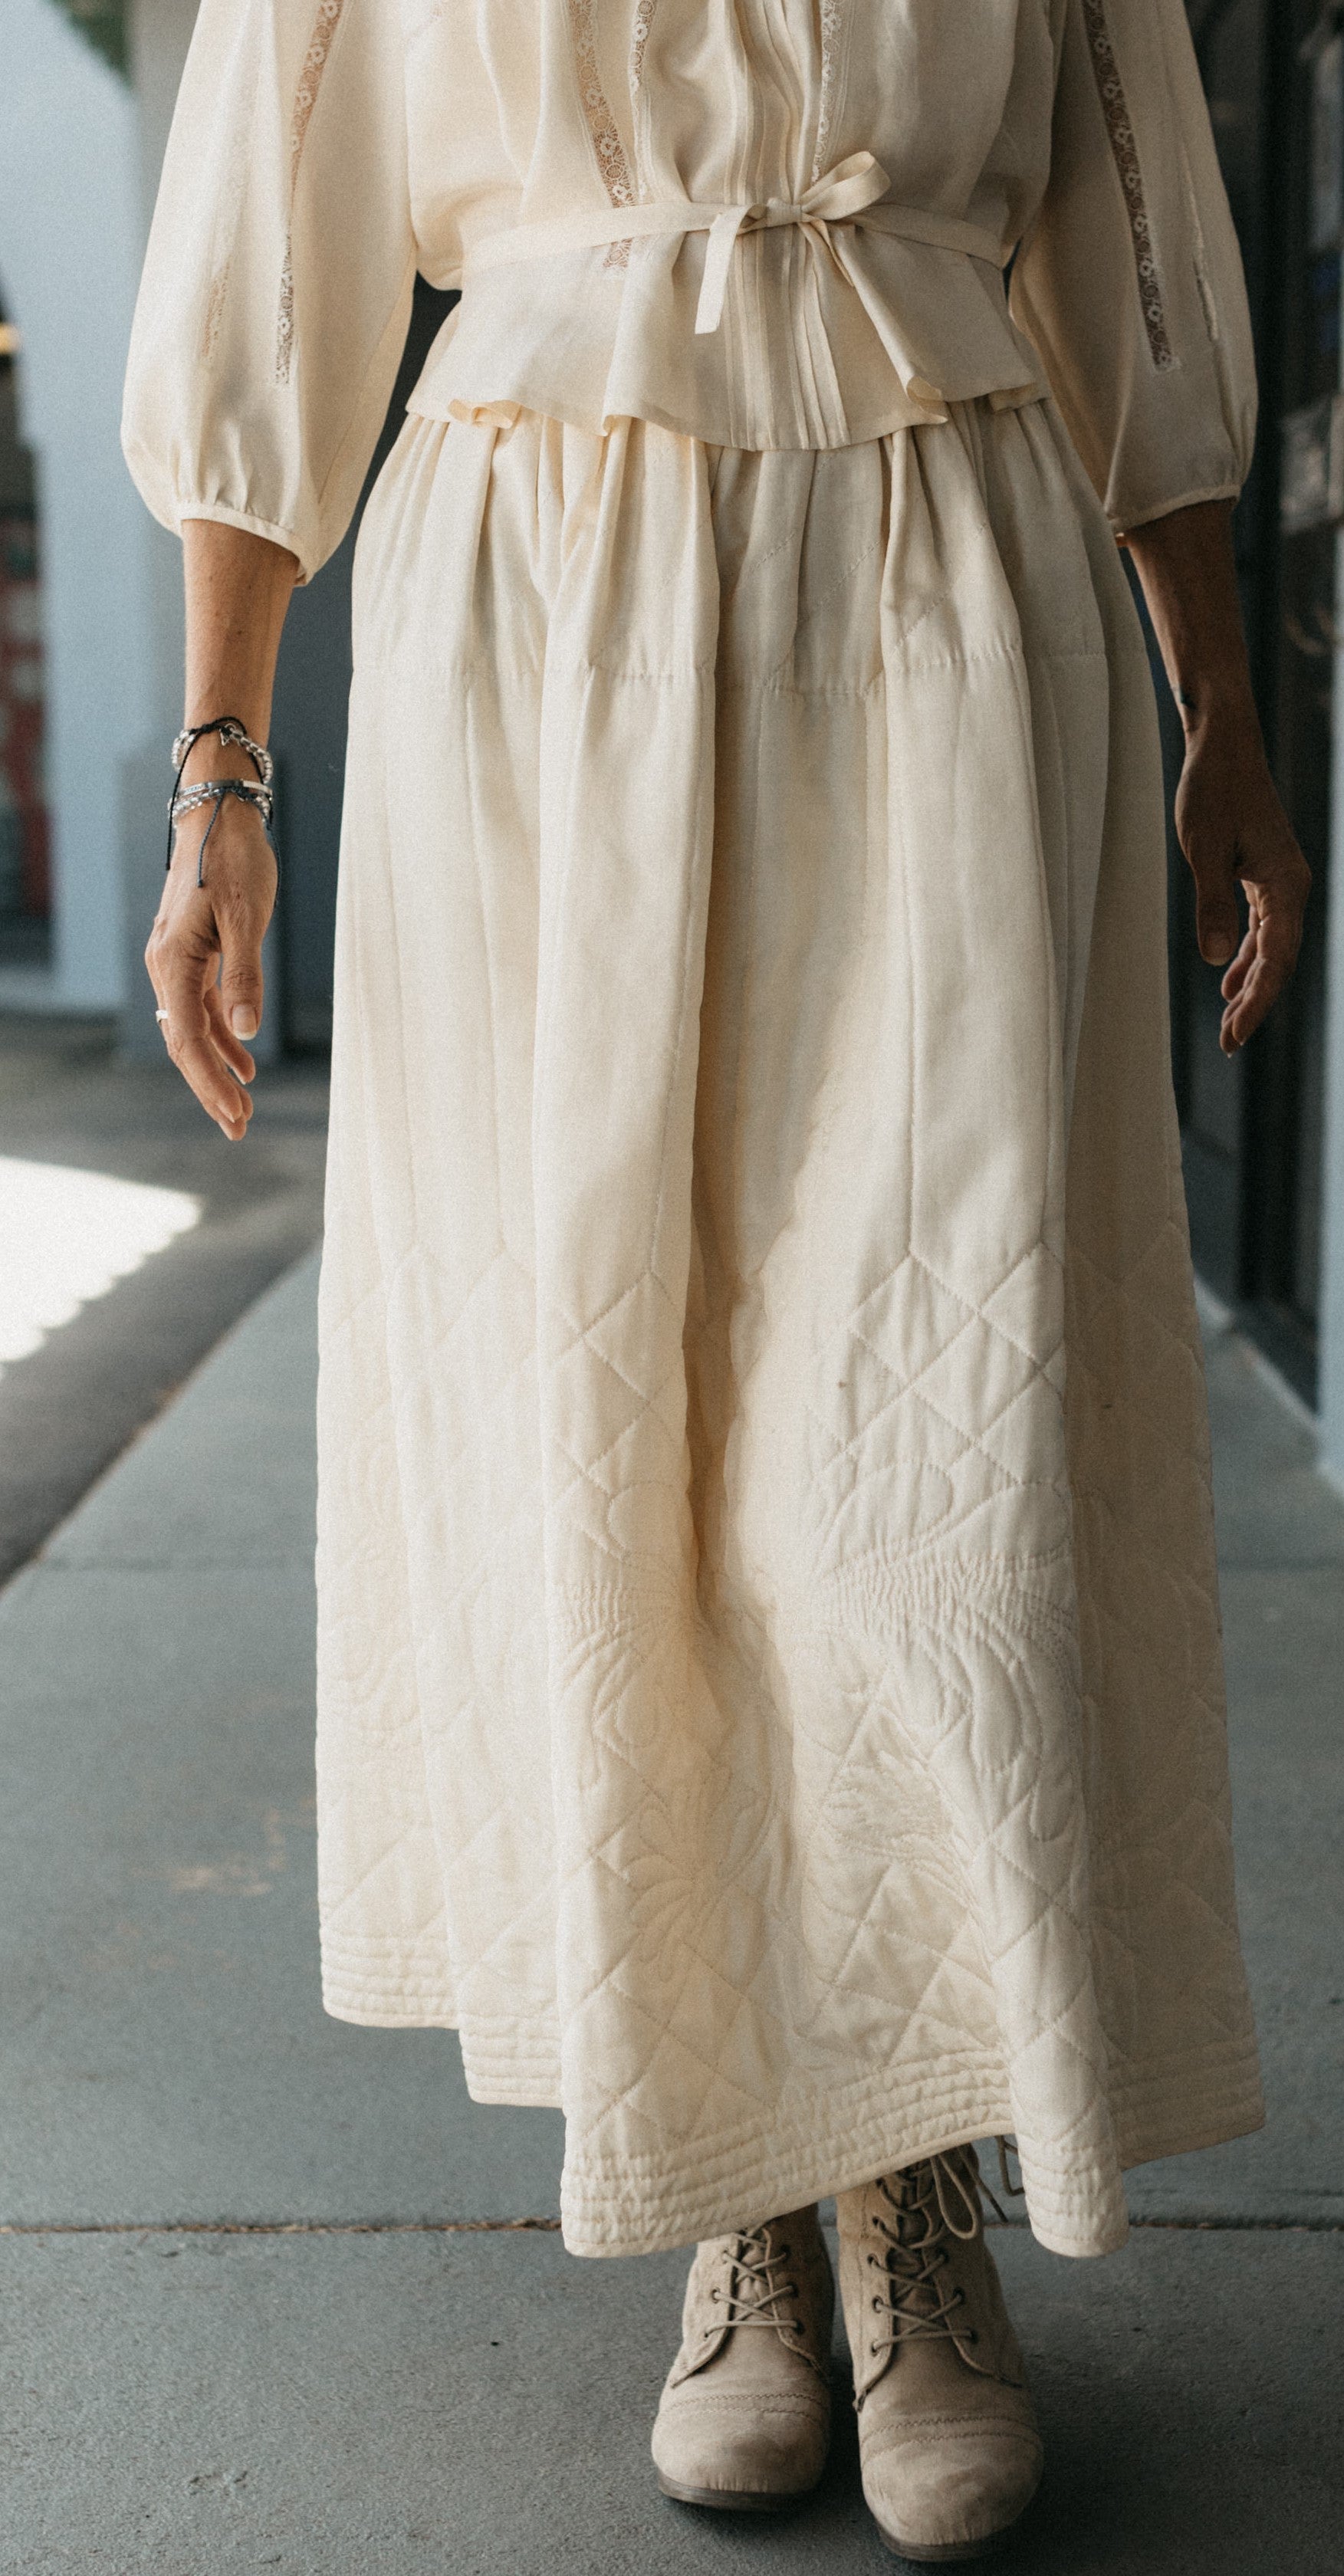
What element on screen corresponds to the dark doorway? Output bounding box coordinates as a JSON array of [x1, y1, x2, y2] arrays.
[[0, 294, 51, 970], [1173, 0, 1336, 1405]]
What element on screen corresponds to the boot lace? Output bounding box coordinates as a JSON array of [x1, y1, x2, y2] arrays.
[[709, 2223, 825, 2377], [863, 2148, 1007, 2380]]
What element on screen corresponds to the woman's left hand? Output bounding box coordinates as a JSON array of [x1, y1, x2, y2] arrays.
[[1122, 501, 1311, 1059], [1174, 696, 1312, 1056]]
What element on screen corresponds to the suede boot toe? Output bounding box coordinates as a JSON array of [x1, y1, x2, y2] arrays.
[[652, 2206, 833, 2510], [837, 2147, 1043, 2562], [862, 2421, 1044, 2558], [652, 2387, 830, 2506]]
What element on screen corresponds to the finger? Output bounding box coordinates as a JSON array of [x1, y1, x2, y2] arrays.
[[148, 877, 261, 1135], [1221, 968, 1278, 1053], [1220, 912, 1259, 1002], [1184, 835, 1241, 967], [157, 952, 254, 1135], [203, 979, 258, 1084], [215, 886, 268, 1044], [1246, 880, 1307, 976], [1219, 914, 1299, 1051]]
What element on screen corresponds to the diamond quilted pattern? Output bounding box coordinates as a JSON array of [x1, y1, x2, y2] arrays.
[[314, 402, 1261, 2264]]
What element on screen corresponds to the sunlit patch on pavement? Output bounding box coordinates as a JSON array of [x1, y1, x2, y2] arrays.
[[0, 1155, 202, 1373]]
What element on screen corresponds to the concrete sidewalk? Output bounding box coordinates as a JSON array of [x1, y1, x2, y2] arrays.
[[0, 1257, 1340, 2572], [0, 1011, 328, 1585]]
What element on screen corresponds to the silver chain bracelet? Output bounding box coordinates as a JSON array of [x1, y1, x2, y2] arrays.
[[166, 777, 276, 888], [169, 776, 274, 828], [166, 713, 278, 887], [171, 716, 274, 790]]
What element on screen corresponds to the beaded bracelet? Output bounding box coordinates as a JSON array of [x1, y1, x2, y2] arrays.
[[170, 777, 273, 826], [166, 713, 278, 886], [171, 715, 273, 790]]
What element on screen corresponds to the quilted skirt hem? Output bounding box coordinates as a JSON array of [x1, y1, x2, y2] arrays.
[[321, 1955, 1264, 2259], [322, 1990, 460, 2031], [553, 2044, 1266, 2261]]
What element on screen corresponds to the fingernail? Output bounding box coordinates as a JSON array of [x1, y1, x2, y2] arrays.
[[231, 1008, 257, 1040], [1207, 936, 1234, 965]]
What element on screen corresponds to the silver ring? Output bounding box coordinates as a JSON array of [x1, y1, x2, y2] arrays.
[[155, 1009, 169, 1023]]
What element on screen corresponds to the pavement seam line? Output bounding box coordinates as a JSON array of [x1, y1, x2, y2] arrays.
[[0, 2218, 565, 2236], [2, 2216, 1342, 2237]]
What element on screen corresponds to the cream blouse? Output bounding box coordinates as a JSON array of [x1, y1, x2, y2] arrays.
[[123, 0, 1257, 583]]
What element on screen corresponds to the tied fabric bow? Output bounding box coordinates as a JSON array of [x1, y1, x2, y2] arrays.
[[459, 150, 1008, 344], [693, 150, 892, 334]]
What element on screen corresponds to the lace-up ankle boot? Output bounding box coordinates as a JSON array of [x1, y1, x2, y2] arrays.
[[652, 2204, 833, 2509], [836, 2147, 1042, 2561]]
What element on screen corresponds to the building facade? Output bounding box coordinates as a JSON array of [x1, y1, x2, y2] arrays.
[[0, 0, 151, 1013]]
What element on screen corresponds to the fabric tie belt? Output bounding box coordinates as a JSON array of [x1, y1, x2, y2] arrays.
[[462, 152, 1008, 336]]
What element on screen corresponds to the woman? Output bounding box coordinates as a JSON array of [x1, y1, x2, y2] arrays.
[[123, 0, 1308, 2557]]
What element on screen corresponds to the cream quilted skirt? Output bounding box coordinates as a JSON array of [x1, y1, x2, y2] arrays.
[[315, 396, 1263, 2260]]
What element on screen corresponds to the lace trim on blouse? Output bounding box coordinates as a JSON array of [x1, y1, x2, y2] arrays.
[[568, 0, 637, 268], [201, 118, 251, 365], [1080, 0, 1175, 371], [629, 0, 659, 95], [811, 0, 843, 186], [277, 0, 347, 383], [199, 30, 261, 366]]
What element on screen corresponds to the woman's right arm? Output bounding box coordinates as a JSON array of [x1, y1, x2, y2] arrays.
[[122, 0, 416, 1132], [146, 522, 297, 1140]]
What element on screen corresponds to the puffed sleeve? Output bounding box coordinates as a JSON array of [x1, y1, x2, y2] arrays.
[[122, 0, 416, 583], [1008, 0, 1257, 531]]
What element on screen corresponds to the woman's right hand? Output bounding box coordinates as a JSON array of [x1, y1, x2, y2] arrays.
[[146, 788, 278, 1142], [154, 519, 300, 1137]]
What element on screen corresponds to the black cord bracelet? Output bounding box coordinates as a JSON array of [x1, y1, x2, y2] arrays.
[[166, 715, 278, 883], [168, 777, 277, 888]]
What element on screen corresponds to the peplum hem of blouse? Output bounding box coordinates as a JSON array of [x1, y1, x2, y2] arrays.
[[409, 225, 1048, 453]]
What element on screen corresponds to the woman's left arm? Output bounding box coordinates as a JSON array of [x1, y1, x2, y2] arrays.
[[1123, 498, 1311, 1056]]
